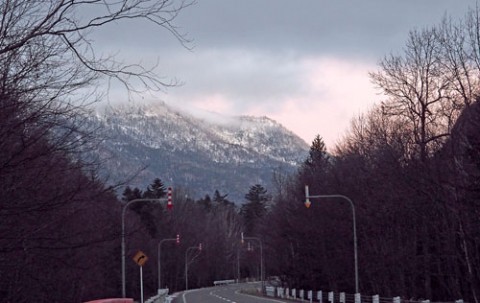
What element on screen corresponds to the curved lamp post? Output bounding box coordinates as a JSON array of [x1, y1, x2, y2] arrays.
[[121, 198, 167, 298], [305, 185, 359, 294], [158, 235, 180, 290], [185, 244, 202, 290], [241, 233, 264, 292]]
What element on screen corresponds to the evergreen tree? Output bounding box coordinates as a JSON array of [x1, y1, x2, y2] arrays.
[[303, 135, 330, 173], [121, 186, 143, 202], [240, 184, 271, 235], [122, 183, 160, 238], [299, 135, 331, 194], [213, 190, 232, 207], [143, 178, 167, 199], [197, 194, 213, 211]]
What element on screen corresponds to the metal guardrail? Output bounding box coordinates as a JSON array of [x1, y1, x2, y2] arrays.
[[264, 287, 465, 303], [213, 279, 236, 286], [145, 288, 169, 303]]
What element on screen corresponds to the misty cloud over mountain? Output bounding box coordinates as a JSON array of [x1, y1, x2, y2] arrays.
[[86, 102, 309, 202]]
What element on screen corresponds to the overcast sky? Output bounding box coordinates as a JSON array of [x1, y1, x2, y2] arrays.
[[93, 0, 477, 149]]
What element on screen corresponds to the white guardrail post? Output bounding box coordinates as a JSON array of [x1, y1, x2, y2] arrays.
[[145, 288, 168, 303], [266, 286, 275, 297], [263, 287, 464, 303], [329, 291, 334, 303]]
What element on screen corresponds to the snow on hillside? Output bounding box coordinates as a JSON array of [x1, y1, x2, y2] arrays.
[[90, 101, 309, 202]]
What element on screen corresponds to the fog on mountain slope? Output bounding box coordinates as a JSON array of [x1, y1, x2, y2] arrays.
[[89, 102, 309, 203]]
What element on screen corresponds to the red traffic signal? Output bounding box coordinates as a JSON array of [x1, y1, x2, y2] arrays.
[[304, 185, 312, 208], [167, 187, 173, 210]]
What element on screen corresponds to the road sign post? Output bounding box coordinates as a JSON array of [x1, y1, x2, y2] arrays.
[[140, 266, 144, 303], [133, 251, 148, 303], [122, 197, 170, 297], [133, 250, 148, 266]]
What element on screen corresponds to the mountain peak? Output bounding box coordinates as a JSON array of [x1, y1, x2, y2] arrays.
[[89, 101, 308, 202]]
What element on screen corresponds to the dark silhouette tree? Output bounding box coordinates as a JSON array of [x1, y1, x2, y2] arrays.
[[197, 194, 213, 211], [0, 106, 122, 301], [439, 99, 480, 301], [241, 184, 270, 236], [122, 186, 143, 202], [143, 178, 167, 199], [0, 1, 193, 300], [299, 135, 331, 195], [370, 27, 452, 162], [213, 189, 233, 207]]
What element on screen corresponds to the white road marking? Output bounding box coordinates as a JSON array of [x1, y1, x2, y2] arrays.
[[234, 289, 290, 303], [182, 284, 289, 303], [210, 290, 237, 302]]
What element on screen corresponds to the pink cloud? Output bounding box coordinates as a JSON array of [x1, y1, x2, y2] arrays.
[[247, 57, 382, 149]]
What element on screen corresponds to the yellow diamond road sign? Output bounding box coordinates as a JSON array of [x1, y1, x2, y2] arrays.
[[133, 250, 148, 267]]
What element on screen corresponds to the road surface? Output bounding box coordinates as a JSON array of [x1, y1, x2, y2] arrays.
[[172, 283, 294, 303]]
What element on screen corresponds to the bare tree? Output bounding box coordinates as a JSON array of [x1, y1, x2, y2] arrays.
[[370, 27, 452, 162], [0, 0, 195, 178], [0, 0, 193, 94], [436, 14, 480, 108], [0, 1, 194, 301]]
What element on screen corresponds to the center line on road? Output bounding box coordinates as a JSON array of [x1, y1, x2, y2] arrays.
[[209, 291, 236, 303]]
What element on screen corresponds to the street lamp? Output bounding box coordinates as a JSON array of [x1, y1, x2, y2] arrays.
[[185, 244, 202, 290], [158, 234, 180, 291], [241, 233, 264, 293], [236, 247, 240, 283], [304, 185, 359, 294], [121, 198, 168, 298]]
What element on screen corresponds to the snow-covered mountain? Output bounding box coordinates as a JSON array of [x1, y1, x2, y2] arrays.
[[89, 102, 309, 203]]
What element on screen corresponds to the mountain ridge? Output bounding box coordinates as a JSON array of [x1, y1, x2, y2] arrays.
[[89, 101, 309, 203]]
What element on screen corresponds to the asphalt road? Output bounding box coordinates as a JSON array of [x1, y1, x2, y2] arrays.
[[172, 283, 293, 303]]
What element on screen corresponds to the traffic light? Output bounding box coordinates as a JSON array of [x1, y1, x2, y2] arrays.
[[198, 243, 202, 251], [304, 185, 311, 208], [176, 234, 180, 244], [167, 187, 173, 210], [241, 232, 244, 244]]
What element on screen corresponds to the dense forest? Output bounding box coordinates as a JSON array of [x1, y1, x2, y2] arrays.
[[2, 1, 480, 303]]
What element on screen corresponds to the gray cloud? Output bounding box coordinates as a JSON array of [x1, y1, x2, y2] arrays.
[[158, 49, 309, 110], [176, 1, 473, 57], [94, 1, 474, 58], [89, 0, 478, 145]]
